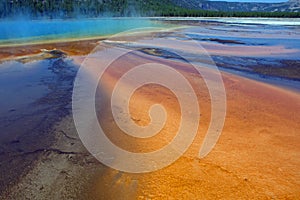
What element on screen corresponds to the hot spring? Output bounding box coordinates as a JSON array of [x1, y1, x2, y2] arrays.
[[0, 18, 168, 46]]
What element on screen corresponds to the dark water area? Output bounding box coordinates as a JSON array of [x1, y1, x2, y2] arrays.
[[138, 47, 300, 91], [0, 58, 78, 195], [211, 56, 300, 91], [0, 60, 50, 115], [186, 32, 300, 49], [157, 19, 300, 90]]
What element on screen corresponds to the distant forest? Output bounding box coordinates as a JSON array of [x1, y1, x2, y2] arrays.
[[1, 0, 299, 18]]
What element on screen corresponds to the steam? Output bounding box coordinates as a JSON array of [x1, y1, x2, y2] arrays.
[[0, 0, 144, 20]]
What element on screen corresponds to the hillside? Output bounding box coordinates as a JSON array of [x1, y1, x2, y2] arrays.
[[171, 0, 300, 12]]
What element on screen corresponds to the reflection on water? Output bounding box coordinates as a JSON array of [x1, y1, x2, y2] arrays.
[[0, 60, 50, 115], [0, 58, 77, 124]]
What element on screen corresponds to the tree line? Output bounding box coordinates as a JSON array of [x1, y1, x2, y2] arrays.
[[1, 0, 299, 18]]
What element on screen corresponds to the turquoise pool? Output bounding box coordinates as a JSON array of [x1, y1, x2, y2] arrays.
[[0, 18, 167, 45]]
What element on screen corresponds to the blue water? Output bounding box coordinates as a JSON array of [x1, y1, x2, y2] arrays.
[[0, 18, 166, 45]]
